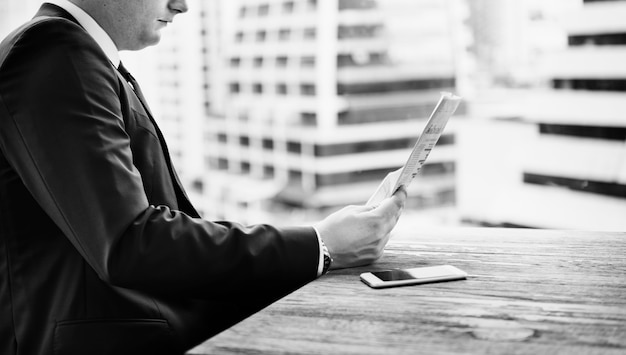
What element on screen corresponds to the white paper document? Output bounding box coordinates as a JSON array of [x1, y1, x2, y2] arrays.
[[366, 92, 462, 206]]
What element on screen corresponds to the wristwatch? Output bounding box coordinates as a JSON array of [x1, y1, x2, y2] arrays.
[[321, 240, 332, 275]]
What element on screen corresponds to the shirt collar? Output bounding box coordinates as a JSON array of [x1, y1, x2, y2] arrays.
[[46, 0, 120, 67]]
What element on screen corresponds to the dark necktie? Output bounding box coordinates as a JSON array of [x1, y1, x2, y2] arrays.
[[117, 62, 153, 116], [115, 62, 200, 217]]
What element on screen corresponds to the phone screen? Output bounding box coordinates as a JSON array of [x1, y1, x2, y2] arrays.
[[371, 265, 464, 282], [370, 269, 417, 281]]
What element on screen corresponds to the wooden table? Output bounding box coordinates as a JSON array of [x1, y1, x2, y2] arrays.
[[188, 228, 626, 354]]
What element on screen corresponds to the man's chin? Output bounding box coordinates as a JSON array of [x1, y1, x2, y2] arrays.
[[124, 35, 162, 51]]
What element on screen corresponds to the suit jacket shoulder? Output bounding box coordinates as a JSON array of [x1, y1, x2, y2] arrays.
[[0, 13, 98, 68]]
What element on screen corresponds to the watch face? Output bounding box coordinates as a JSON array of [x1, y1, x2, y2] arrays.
[[323, 254, 331, 274], [321, 242, 332, 274]]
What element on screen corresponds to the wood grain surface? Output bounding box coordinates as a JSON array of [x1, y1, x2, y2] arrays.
[[188, 228, 626, 355]]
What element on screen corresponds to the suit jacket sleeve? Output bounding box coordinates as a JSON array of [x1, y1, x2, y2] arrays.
[[0, 18, 319, 298]]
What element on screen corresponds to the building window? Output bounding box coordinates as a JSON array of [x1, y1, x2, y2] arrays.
[[239, 6, 247, 17], [258, 4, 270, 16], [337, 54, 352, 67], [241, 161, 251, 174], [337, 52, 388, 67], [229, 57, 241, 67], [283, 1, 295, 13], [303, 28, 316, 40], [238, 111, 249, 122], [256, 30, 267, 42], [263, 165, 275, 179], [229, 82, 241, 94], [337, 78, 455, 95], [314, 139, 411, 156], [315, 164, 453, 188], [253, 56, 264, 67], [218, 158, 229, 170], [288, 169, 303, 181], [339, 0, 377, 10], [262, 138, 274, 150], [523, 173, 626, 198], [369, 52, 388, 65], [301, 112, 317, 126], [287, 141, 302, 154], [253, 83, 263, 94], [568, 33, 626, 46], [316, 168, 394, 186], [338, 25, 382, 39], [300, 83, 316, 96], [338, 102, 447, 124], [276, 83, 288, 95], [276, 56, 289, 67], [539, 123, 626, 141], [278, 28, 291, 41], [301, 56, 315, 67], [239, 136, 250, 146], [235, 31, 244, 42], [552, 79, 626, 92], [313, 137, 456, 157], [191, 179, 204, 193]]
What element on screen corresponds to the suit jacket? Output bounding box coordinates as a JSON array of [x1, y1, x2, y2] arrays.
[[0, 4, 319, 354]]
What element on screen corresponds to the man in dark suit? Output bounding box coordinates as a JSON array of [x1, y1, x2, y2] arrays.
[[0, 0, 406, 354]]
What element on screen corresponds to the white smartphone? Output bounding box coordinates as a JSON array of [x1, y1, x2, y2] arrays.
[[360, 265, 467, 289]]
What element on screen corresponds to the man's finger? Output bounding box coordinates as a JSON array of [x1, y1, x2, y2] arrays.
[[368, 188, 406, 218]]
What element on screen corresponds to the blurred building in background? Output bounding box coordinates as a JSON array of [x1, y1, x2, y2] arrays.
[[3, 0, 624, 231], [465, 0, 571, 89], [457, 0, 626, 231], [200, 0, 469, 224]]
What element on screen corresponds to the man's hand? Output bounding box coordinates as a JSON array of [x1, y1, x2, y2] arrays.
[[314, 188, 407, 270]]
